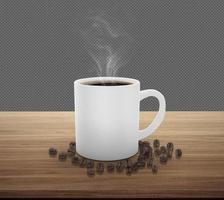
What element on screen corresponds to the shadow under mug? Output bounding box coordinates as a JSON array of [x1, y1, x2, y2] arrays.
[[74, 77, 166, 161]]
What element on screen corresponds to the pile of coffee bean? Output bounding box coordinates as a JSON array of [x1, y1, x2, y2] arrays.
[[48, 139, 182, 177]]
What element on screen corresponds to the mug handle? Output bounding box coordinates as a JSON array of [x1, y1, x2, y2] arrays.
[[138, 89, 166, 140]]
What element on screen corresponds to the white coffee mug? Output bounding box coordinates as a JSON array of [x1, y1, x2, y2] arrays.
[[74, 77, 166, 161]]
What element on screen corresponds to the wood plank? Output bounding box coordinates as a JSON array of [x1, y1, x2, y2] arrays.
[[0, 112, 224, 198]]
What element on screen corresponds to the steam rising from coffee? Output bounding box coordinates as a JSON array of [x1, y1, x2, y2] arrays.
[[78, 12, 135, 76]]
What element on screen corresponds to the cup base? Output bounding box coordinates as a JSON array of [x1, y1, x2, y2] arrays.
[[76, 149, 138, 161]]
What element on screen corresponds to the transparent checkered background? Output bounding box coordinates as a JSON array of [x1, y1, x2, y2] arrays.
[[0, 0, 224, 111]]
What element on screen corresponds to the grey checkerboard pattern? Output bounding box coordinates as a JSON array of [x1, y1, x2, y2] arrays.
[[0, 0, 224, 111]]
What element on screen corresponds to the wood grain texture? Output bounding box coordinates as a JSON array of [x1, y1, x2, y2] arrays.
[[0, 112, 224, 198]]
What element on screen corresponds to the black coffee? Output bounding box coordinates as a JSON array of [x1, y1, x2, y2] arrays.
[[83, 81, 132, 86]]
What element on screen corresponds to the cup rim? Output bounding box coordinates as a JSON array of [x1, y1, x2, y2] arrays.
[[74, 77, 140, 87]]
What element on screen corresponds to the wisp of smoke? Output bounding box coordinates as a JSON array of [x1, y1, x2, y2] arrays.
[[77, 11, 135, 77]]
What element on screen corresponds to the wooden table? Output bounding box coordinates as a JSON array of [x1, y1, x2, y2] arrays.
[[0, 112, 224, 198]]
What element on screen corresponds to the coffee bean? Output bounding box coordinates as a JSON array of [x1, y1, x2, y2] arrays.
[[138, 140, 143, 147], [175, 149, 182, 159], [154, 148, 161, 157], [137, 155, 145, 168], [138, 154, 145, 161], [122, 160, 128, 167], [160, 146, 167, 154], [126, 160, 133, 167], [58, 152, 67, 161], [49, 147, 57, 156], [153, 139, 160, 148], [139, 141, 144, 154], [126, 166, 133, 175], [67, 148, 76, 157], [142, 146, 150, 159], [143, 141, 150, 148], [69, 142, 76, 152], [69, 141, 76, 149], [167, 150, 173, 159], [148, 146, 153, 159], [139, 146, 144, 155], [107, 163, 115, 173], [167, 142, 174, 152], [79, 158, 87, 167], [152, 164, 158, 174], [126, 160, 133, 175], [126, 159, 133, 166], [87, 168, 95, 177], [116, 161, 125, 173], [160, 154, 168, 164], [137, 160, 145, 168], [96, 162, 104, 174], [86, 159, 94, 168], [132, 161, 139, 172], [144, 145, 153, 159], [71, 156, 79, 165]]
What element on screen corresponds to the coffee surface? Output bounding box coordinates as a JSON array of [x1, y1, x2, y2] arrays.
[[83, 81, 132, 86]]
